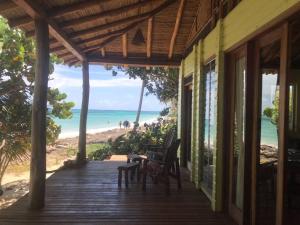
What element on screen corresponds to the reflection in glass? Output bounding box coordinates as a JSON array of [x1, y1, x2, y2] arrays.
[[232, 56, 246, 210], [202, 60, 217, 196], [257, 40, 280, 225]]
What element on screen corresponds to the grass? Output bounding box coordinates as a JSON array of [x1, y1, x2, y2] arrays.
[[86, 143, 108, 156]]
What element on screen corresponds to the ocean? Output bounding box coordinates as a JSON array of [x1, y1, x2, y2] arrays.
[[204, 116, 278, 147], [55, 110, 278, 146], [54, 109, 160, 138]]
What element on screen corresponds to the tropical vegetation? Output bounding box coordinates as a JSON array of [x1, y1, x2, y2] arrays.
[[0, 18, 74, 191]]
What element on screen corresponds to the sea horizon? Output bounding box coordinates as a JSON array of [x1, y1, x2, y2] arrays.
[[55, 109, 160, 139]]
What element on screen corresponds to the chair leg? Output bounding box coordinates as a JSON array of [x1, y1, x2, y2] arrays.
[[137, 164, 140, 182], [165, 171, 170, 195], [125, 170, 129, 188], [176, 158, 181, 189], [118, 169, 122, 188], [142, 169, 147, 191], [131, 167, 135, 181]]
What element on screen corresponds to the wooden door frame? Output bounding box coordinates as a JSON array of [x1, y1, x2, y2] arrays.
[[225, 43, 254, 225], [250, 23, 290, 225], [182, 75, 193, 168]]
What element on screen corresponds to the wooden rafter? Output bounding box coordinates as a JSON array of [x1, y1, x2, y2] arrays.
[[147, 17, 153, 58], [88, 55, 181, 67], [48, 0, 112, 18], [101, 48, 106, 57], [11, 0, 86, 61], [71, 0, 176, 39], [83, 0, 177, 55], [168, 0, 185, 59], [9, 15, 32, 28], [122, 33, 128, 58], [76, 22, 140, 47], [0, 0, 17, 13], [83, 35, 119, 53], [50, 45, 65, 53], [61, 0, 152, 29]]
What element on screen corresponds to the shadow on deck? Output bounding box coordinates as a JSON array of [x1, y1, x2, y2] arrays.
[[0, 159, 236, 225]]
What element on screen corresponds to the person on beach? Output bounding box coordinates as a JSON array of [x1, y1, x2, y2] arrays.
[[119, 121, 122, 129]]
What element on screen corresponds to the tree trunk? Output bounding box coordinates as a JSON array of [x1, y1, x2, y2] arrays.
[[77, 61, 90, 164], [29, 18, 49, 210], [134, 80, 146, 130]]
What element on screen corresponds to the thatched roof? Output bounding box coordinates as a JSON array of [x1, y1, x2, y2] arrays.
[[0, 0, 218, 67]]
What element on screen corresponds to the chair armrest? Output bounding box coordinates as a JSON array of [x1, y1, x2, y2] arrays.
[[142, 144, 163, 151], [146, 151, 164, 161]]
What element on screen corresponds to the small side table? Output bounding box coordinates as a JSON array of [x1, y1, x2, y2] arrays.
[[118, 162, 140, 188]]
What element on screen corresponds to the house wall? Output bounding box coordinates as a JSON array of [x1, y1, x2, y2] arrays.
[[177, 0, 300, 212]]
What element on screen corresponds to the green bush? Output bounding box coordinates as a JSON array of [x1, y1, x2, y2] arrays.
[[111, 118, 177, 155], [87, 145, 112, 161], [86, 119, 177, 160]]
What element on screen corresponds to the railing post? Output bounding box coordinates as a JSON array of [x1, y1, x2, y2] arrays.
[[29, 17, 49, 210]]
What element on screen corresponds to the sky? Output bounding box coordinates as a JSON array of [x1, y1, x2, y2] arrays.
[[48, 64, 165, 111]]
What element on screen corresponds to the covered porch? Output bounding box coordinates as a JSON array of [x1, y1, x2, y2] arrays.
[[0, 158, 235, 225]]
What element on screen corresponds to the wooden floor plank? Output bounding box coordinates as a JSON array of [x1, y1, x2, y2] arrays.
[[0, 161, 236, 225]]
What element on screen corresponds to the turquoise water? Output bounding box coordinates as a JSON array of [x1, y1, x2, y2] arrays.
[[56, 109, 278, 146], [54, 109, 159, 138], [204, 116, 278, 146], [260, 117, 278, 146]]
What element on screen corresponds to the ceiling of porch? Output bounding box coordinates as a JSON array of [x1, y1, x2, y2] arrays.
[[0, 0, 214, 67]]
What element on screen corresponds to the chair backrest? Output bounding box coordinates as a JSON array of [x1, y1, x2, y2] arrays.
[[163, 139, 181, 165], [163, 127, 176, 149]]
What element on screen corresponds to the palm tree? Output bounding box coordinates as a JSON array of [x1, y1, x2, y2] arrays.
[[134, 80, 146, 131]]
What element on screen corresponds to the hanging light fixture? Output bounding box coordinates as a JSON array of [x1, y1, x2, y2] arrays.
[[131, 28, 145, 46]]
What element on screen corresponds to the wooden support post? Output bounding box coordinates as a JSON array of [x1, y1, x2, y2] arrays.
[[276, 22, 290, 225], [77, 61, 90, 164], [29, 18, 49, 210]]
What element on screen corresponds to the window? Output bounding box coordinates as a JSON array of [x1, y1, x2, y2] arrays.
[[201, 60, 217, 196]]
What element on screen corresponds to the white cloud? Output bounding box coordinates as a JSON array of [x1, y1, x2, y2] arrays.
[[49, 72, 142, 88]]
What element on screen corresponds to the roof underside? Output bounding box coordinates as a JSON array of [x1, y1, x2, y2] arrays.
[[0, 0, 215, 67]]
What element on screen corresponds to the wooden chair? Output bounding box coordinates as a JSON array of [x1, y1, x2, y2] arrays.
[[142, 139, 181, 194], [145, 127, 176, 161]]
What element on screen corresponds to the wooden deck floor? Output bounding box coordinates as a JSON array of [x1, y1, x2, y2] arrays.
[[0, 160, 236, 225]]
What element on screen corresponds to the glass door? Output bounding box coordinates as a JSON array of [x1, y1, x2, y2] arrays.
[[253, 26, 283, 225], [227, 48, 247, 225], [201, 60, 217, 197]]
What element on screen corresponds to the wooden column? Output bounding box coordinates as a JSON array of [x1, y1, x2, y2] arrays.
[[276, 22, 290, 225], [77, 61, 90, 163], [29, 18, 49, 210]]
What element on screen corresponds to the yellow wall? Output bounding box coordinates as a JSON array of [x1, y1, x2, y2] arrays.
[[183, 51, 195, 76], [178, 0, 300, 212], [223, 0, 300, 50]]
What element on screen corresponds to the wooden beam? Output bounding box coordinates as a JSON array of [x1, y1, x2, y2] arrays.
[[77, 21, 144, 48], [48, 0, 112, 18], [56, 52, 72, 58], [30, 17, 49, 210], [64, 57, 77, 64], [50, 46, 65, 53], [82, 1, 177, 55], [88, 55, 181, 67], [61, 0, 152, 29], [101, 48, 105, 57], [71, 0, 177, 38], [0, 0, 17, 13], [12, 0, 86, 61], [147, 18, 153, 58], [276, 22, 290, 225], [83, 35, 119, 53], [168, 0, 185, 59], [9, 15, 32, 28], [122, 34, 128, 58], [77, 61, 90, 164]]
